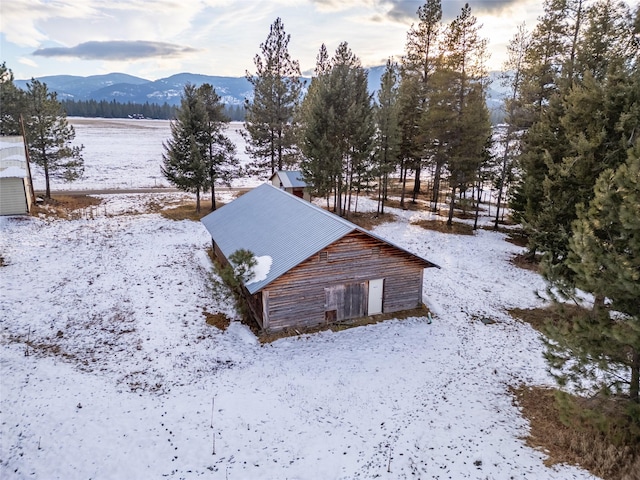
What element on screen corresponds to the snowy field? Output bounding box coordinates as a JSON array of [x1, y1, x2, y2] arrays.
[[1, 119, 599, 479], [29, 118, 259, 192]]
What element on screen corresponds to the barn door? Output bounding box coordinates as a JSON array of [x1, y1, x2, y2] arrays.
[[367, 278, 384, 315], [325, 282, 366, 322], [324, 285, 343, 323]]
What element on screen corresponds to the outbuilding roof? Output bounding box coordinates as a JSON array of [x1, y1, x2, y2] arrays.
[[0, 136, 28, 177], [270, 170, 307, 189], [201, 183, 438, 294]]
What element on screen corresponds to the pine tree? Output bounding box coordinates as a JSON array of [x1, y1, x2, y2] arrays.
[[161, 84, 209, 212], [494, 23, 529, 230], [374, 59, 401, 215], [402, 0, 443, 202], [197, 84, 240, 211], [244, 18, 302, 177], [396, 69, 423, 209], [0, 63, 27, 136], [299, 42, 374, 217], [24, 79, 84, 198], [298, 45, 341, 206], [440, 3, 492, 226], [544, 141, 640, 409]]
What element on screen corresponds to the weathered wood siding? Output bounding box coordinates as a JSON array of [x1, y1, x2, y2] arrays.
[[262, 231, 425, 331]]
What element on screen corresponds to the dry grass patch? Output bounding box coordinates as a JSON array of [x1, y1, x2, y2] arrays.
[[161, 201, 226, 221], [383, 198, 424, 211], [411, 218, 475, 235], [510, 252, 541, 272], [33, 195, 103, 219], [345, 211, 398, 230], [511, 385, 640, 480], [203, 309, 231, 331], [508, 304, 588, 332]]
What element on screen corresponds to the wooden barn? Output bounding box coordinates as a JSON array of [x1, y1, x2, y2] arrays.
[[201, 184, 438, 332], [0, 136, 34, 216], [269, 170, 310, 201]]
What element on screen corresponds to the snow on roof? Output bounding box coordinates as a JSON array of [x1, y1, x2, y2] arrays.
[[0, 166, 27, 178], [1, 136, 27, 174], [201, 183, 437, 294], [0, 136, 25, 149], [245, 255, 273, 285]]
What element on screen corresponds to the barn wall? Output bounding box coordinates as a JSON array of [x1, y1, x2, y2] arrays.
[[0, 178, 28, 215], [263, 231, 425, 331]]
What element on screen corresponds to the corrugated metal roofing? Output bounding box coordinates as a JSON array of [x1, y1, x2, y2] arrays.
[[201, 183, 438, 294], [272, 170, 307, 189], [0, 136, 28, 174]]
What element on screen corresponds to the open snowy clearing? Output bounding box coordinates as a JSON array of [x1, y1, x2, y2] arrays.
[[1, 189, 599, 479], [2, 117, 598, 479]]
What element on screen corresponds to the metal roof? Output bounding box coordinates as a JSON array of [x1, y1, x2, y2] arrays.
[[0, 136, 28, 175], [271, 170, 307, 189], [201, 183, 438, 294]]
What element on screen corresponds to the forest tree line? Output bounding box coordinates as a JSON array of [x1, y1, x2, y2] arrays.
[[59, 98, 246, 121]]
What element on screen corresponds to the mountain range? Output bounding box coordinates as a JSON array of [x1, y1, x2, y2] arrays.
[[16, 67, 507, 118]]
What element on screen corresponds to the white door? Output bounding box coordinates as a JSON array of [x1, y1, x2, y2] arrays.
[[367, 279, 384, 315]]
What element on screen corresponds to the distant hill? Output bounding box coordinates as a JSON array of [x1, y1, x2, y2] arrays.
[[16, 69, 506, 121], [15, 72, 254, 106]]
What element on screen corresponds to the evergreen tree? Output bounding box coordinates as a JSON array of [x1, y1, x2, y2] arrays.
[[0, 63, 27, 136], [576, 0, 636, 82], [440, 3, 492, 226], [494, 23, 529, 230], [374, 59, 401, 215], [297, 45, 338, 206], [244, 18, 302, 177], [161, 84, 209, 212], [544, 141, 640, 409], [396, 69, 423, 209], [524, 1, 638, 290], [197, 84, 240, 211], [402, 0, 443, 202], [299, 42, 374, 217], [24, 79, 84, 198]]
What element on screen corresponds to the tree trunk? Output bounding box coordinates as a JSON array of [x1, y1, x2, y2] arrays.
[[631, 349, 639, 403], [473, 182, 482, 230], [412, 163, 421, 203], [494, 137, 511, 230], [431, 159, 442, 212], [196, 188, 201, 213], [447, 185, 457, 226], [377, 174, 382, 215], [400, 160, 407, 209], [592, 294, 606, 318], [44, 162, 51, 199], [210, 181, 217, 211]]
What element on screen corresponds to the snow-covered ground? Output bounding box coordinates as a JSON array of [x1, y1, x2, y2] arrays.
[[1, 119, 599, 479], [29, 118, 259, 191]]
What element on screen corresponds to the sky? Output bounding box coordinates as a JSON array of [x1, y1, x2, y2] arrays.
[[0, 0, 549, 81]]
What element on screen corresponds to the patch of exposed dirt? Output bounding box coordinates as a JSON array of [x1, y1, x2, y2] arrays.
[[33, 195, 103, 219], [411, 219, 475, 235], [204, 309, 231, 331]]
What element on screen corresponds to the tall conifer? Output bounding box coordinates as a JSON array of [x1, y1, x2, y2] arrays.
[[244, 18, 302, 177], [24, 79, 84, 198]]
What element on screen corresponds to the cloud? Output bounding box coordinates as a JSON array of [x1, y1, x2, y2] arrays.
[[32, 40, 198, 61], [361, 0, 528, 23]]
